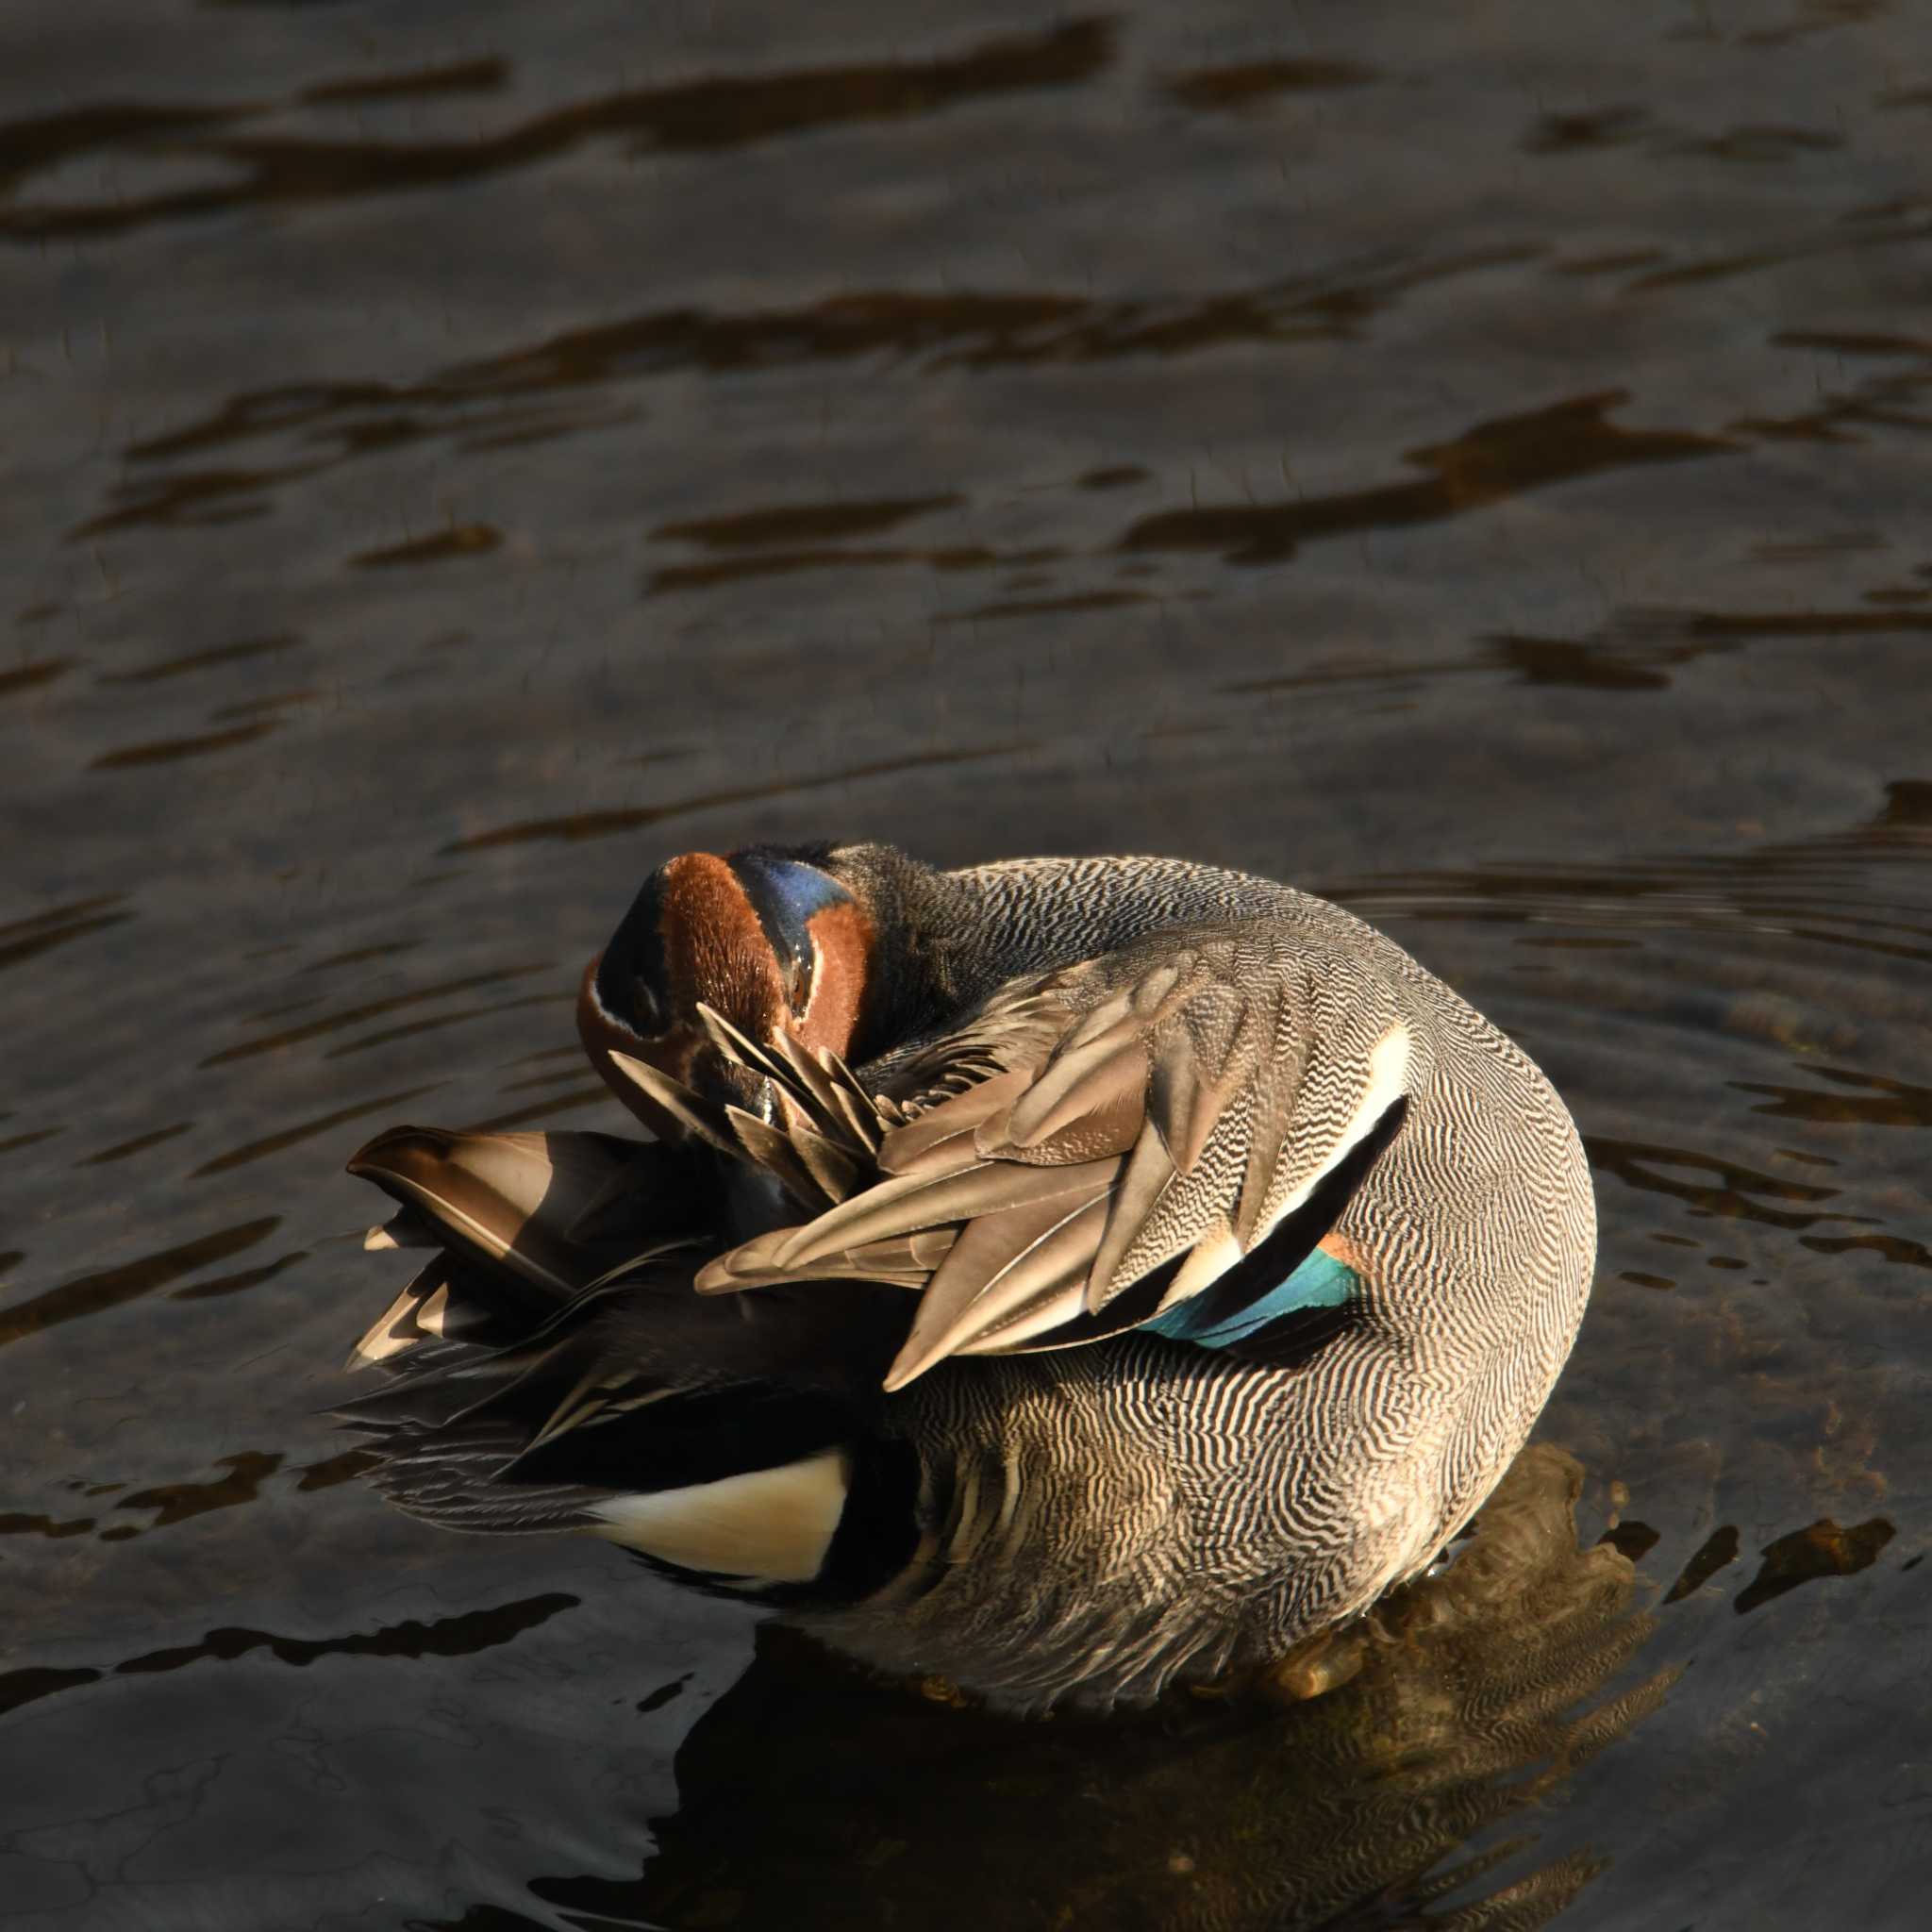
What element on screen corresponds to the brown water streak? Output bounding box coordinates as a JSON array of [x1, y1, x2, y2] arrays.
[[1121, 393, 1735, 565], [201, 964, 550, 1065], [0, 21, 1112, 242], [0, 897, 133, 974], [0, 1215, 280, 1348], [444, 744, 1025, 853], [191, 1086, 440, 1176]]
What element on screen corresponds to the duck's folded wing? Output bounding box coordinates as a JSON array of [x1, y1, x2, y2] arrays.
[[698, 927, 1417, 1389]]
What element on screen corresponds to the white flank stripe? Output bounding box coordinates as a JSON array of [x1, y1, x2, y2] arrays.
[[1151, 1023, 1411, 1315], [1273, 1023, 1411, 1225], [1165, 1224, 1241, 1305]]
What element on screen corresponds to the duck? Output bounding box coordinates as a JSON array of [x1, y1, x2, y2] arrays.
[[339, 841, 1595, 1710]]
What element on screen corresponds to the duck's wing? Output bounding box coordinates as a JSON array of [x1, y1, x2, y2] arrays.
[[698, 924, 1418, 1389]]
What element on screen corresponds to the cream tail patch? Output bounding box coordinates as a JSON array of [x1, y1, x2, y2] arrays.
[[587, 1448, 851, 1584]]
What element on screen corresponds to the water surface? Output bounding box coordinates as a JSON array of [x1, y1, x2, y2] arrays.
[[3, 3, 1929, 1925]]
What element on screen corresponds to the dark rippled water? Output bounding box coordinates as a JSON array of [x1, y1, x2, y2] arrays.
[[4, 3, 1930, 1925]]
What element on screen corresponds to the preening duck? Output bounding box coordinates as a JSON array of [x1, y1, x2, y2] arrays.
[[340, 843, 1595, 1709]]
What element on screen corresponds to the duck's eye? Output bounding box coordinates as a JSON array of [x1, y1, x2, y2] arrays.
[[786, 949, 814, 1013], [629, 976, 665, 1037]]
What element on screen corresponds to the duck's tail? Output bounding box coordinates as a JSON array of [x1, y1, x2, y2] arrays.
[[337, 1124, 912, 1599]]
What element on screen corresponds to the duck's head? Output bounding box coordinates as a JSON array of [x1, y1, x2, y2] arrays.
[[578, 843, 885, 1137]]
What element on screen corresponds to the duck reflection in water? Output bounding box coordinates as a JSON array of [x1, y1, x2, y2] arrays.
[[443, 1447, 1674, 1932], [338, 841, 1599, 1712]]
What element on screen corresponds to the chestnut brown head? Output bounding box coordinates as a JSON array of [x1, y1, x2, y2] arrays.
[[577, 845, 875, 1136]]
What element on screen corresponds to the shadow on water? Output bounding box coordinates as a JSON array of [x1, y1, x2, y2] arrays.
[[428, 1447, 1677, 1932]]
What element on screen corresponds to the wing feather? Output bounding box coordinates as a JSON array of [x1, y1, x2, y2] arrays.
[[885, 1187, 1112, 1389], [346, 1125, 679, 1305], [881, 1069, 1035, 1174]]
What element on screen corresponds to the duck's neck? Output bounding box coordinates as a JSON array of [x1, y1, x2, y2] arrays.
[[944, 851, 1293, 986], [832, 845, 1295, 1058]]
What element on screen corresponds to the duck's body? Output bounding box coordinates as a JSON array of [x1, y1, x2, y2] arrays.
[[341, 846, 1594, 1709]]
